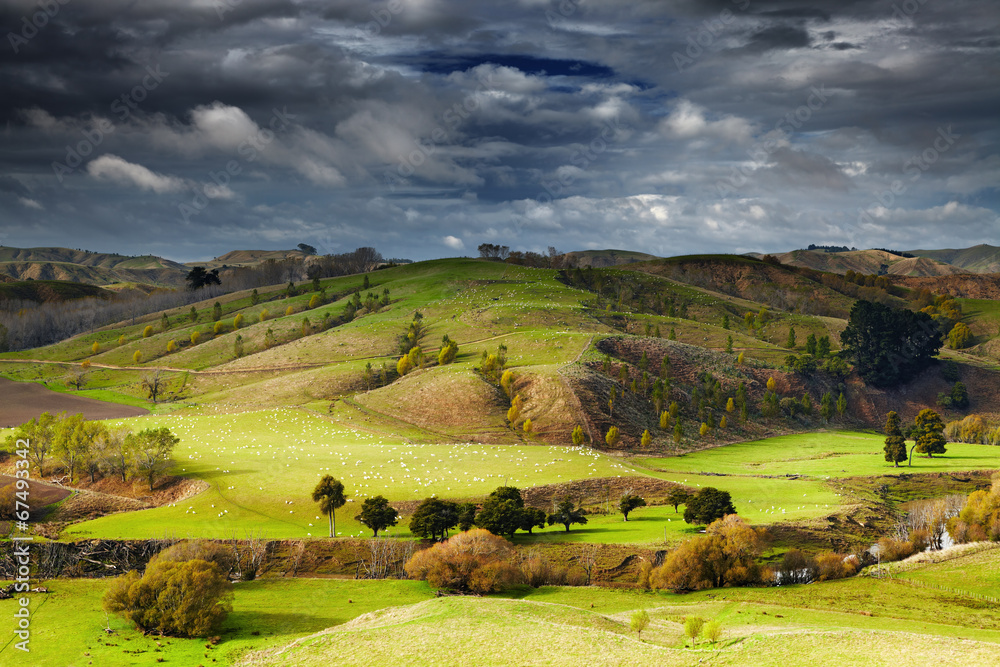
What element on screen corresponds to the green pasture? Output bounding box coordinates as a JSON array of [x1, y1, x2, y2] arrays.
[[638, 430, 1000, 479], [64, 408, 637, 540]]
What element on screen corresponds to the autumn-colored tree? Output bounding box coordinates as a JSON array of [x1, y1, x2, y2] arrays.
[[118, 334, 125, 346], [132, 350, 142, 364], [166, 339, 176, 353], [605, 425, 620, 448], [213, 321, 224, 335], [736, 351, 745, 364], [766, 376, 776, 392], [699, 422, 709, 437], [719, 415, 728, 429], [233, 313, 244, 329], [259, 309, 268, 323], [142, 325, 153, 338], [500, 369, 515, 396], [190, 331, 200, 345], [308, 294, 321, 309], [571, 425, 585, 446], [397, 355, 412, 377], [312, 475, 347, 538], [507, 394, 524, 429], [640, 429, 651, 448], [726, 397, 735, 413], [91, 341, 100, 355], [948, 322, 974, 349], [285, 305, 294, 317], [659, 410, 669, 430], [404, 529, 521, 594]]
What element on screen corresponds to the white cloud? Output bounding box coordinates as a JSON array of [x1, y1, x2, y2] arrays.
[[442, 235, 464, 250], [659, 99, 754, 145], [18, 197, 43, 210], [86, 155, 185, 194]]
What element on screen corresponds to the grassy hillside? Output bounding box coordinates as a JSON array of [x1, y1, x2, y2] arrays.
[[0, 246, 188, 286], [0, 279, 112, 303], [909, 244, 1000, 274], [189, 248, 311, 269]]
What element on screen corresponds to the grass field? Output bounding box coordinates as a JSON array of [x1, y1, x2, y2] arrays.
[[638, 431, 1000, 478], [63, 408, 638, 540], [5, 549, 998, 667]]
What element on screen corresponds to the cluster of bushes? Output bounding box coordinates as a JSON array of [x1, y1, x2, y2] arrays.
[[2, 413, 178, 491], [944, 414, 1000, 445], [403, 529, 596, 593], [948, 474, 1000, 543]]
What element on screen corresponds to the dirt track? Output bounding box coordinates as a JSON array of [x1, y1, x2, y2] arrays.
[[0, 377, 148, 427]]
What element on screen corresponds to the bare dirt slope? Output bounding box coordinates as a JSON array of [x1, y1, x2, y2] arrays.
[[0, 377, 148, 427]]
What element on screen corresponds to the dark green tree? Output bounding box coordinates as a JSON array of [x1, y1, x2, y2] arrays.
[[519, 507, 547, 534], [883, 411, 907, 467], [185, 266, 221, 290], [913, 409, 947, 460], [409, 498, 460, 541], [683, 487, 735, 525], [805, 333, 817, 356], [355, 495, 399, 537], [666, 487, 690, 512], [312, 475, 347, 538], [840, 300, 941, 387], [817, 335, 831, 358], [951, 381, 969, 409], [457, 502, 478, 531], [475, 486, 526, 538], [619, 494, 647, 521], [547, 498, 588, 532]]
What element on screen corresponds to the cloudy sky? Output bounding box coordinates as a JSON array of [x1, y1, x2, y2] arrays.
[[1, 0, 997, 262]]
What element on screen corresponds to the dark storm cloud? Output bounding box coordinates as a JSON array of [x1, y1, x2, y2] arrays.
[[0, 0, 997, 261]]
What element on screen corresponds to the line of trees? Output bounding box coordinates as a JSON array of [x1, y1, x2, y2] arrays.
[[3, 413, 178, 490]]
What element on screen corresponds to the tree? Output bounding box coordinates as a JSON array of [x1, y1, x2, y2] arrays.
[[619, 494, 646, 521], [836, 392, 847, 418], [817, 335, 831, 358], [547, 498, 587, 532], [396, 354, 412, 377], [312, 475, 347, 538], [438, 339, 459, 365], [722, 313, 730, 330], [805, 333, 817, 356], [457, 503, 478, 532], [99, 425, 134, 482], [233, 334, 244, 358], [519, 507, 547, 534], [914, 409, 947, 459], [250, 288, 260, 305], [130, 427, 179, 491], [820, 392, 834, 422], [233, 313, 244, 329], [948, 322, 974, 349], [571, 425, 585, 446], [522, 418, 533, 434], [142, 325, 153, 338], [883, 411, 907, 467], [409, 498, 460, 541], [631, 609, 650, 641], [685, 617, 704, 646], [355, 496, 398, 537], [673, 419, 682, 444], [699, 422, 709, 437], [297, 242, 317, 255], [659, 410, 669, 430], [683, 487, 735, 525], [185, 266, 221, 290], [666, 487, 690, 512], [605, 425, 620, 448], [141, 371, 166, 403], [190, 331, 201, 345], [703, 619, 722, 643], [475, 486, 527, 538], [951, 381, 969, 409], [103, 547, 232, 637], [212, 302, 222, 322], [786, 327, 796, 349], [840, 300, 941, 387], [166, 339, 177, 353], [506, 394, 523, 429], [79, 420, 109, 483]]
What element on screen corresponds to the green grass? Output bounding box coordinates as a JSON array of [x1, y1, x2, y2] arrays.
[[0, 578, 434, 667], [638, 431, 1000, 478], [64, 408, 638, 540]]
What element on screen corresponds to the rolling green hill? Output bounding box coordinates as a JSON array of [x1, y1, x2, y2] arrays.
[[0, 279, 113, 303]]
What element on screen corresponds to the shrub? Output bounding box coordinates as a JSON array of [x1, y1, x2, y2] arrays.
[[142, 325, 153, 338], [213, 321, 224, 335], [259, 309, 268, 323], [651, 515, 767, 592], [103, 549, 233, 638], [166, 340, 176, 353], [814, 552, 859, 581], [190, 331, 200, 345], [637, 561, 652, 591], [233, 313, 244, 329], [285, 305, 294, 317], [133, 350, 142, 364], [404, 529, 522, 594], [308, 294, 321, 309], [876, 537, 915, 563]]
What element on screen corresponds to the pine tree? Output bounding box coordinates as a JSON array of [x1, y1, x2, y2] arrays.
[[883, 411, 907, 467], [673, 420, 682, 443], [786, 327, 796, 349], [725, 335, 733, 354], [659, 410, 669, 430], [836, 392, 847, 418]]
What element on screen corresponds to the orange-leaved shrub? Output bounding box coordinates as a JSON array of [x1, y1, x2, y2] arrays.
[[404, 528, 523, 594], [651, 515, 769, 592], [947, 474, 1000, 543]]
